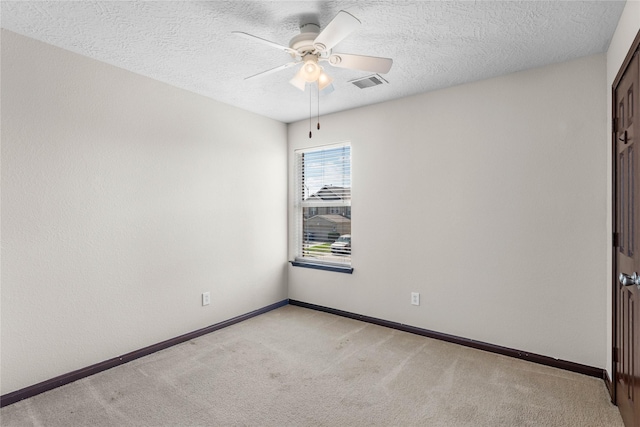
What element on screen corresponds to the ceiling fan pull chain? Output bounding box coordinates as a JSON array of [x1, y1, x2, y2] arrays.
[[309, 87, 313, 138], [317, 83, 320, 130]]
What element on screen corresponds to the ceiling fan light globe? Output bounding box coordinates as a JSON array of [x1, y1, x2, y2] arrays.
[[290, 67, 307, 91], [318, 71, 333, 90], [290, 77, 306, 91], [302, 60, 321, 82]]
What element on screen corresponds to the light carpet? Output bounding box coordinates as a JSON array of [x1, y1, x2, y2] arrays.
[[1, 305, 623, 426]]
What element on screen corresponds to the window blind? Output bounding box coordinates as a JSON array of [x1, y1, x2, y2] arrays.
[[294, 143, 351, 267]]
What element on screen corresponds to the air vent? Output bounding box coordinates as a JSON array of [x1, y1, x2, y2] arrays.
[[349, 74, 388, 89]]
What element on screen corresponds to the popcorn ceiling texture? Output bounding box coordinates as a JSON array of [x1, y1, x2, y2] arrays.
[[0, 1, 625, 123]]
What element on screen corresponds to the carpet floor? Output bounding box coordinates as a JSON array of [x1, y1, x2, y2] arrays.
[[1, 305, 623, 426]]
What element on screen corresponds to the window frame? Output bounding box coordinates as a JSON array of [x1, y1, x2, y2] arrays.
[[292, 142, 353, 274]]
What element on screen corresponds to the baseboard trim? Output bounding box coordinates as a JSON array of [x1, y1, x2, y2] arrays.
[[289, 299, 606, 379], [0, 299, 289, 408], [2, 298, 608, 408]]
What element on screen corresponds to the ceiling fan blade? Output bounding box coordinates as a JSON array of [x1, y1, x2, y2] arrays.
[[232, 31, 297, 55], [245, 62, 298, 80], [328, 53, 393, 74], [313, 10, 360, 53]]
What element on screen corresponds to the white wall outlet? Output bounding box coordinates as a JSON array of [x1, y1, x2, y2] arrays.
[[411, 292, 420, 306], [202, 292, 211, 306]]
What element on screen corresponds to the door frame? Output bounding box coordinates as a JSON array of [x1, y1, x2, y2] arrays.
[[612, 29, 640, 405]]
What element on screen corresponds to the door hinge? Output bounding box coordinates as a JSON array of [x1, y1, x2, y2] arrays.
[[613, 117, 618, 134], [613, 232, 619, 248], [614, 347, 620, 363]]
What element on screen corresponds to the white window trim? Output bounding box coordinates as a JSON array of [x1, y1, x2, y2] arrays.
[[293, 142, 352, 272]]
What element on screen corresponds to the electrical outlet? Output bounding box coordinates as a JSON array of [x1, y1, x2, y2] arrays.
[[411, 292, 420, 306], [202, 292, 210, 306]]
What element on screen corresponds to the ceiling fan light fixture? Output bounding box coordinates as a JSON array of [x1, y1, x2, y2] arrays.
[[318, 70, 333, 90], [289, 68, 307, 91], [301, 58, 321, 82], [304, 61, 316, 73]]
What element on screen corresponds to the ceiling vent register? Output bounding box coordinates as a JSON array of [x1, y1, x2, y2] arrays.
[[350, 74, 388, 89]]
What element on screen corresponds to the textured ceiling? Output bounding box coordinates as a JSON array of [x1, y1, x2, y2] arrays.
[[1, 1, 626, 123]]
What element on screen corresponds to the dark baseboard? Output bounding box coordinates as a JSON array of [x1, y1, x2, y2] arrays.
[[289, 299, 606, 379], [2, 298, 609, 408], [0, 299, 289, 408]]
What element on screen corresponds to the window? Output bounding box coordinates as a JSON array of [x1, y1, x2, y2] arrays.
[[294, 143, 352, 271]]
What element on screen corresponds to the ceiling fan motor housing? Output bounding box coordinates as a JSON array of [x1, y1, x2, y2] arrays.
[[289, 23, 329, 58]]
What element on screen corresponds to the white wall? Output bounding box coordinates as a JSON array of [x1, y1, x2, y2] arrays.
[[289, 53, 607, 368], [1, 30, 288, 395], [606, 0, 640, 381]]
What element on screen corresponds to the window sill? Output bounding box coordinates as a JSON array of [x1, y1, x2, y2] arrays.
[[290, 260, 354, 274]]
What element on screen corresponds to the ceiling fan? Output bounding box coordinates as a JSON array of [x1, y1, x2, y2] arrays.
[[232, 10, 393, 92]]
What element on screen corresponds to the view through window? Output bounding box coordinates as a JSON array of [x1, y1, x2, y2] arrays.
[[295, 143, 351, 266]]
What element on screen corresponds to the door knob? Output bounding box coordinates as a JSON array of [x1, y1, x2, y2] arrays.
[[619, 272, 640, 286]]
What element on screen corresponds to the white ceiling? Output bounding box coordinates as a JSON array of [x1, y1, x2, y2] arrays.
[[1, 1, 626, 124]]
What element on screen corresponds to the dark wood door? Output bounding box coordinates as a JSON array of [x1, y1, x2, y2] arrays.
[[615, 46, 640, 427]]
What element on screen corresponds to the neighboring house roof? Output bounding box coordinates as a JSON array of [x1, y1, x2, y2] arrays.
[[306, 186, 351, 201], [307, 214, 351, 224]]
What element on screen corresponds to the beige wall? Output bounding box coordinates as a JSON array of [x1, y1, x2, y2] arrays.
[[1, 30, 288, 395], [3, 8, 636, 396], [288, 53, 608, 368], [606, 0, 640, 380]]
